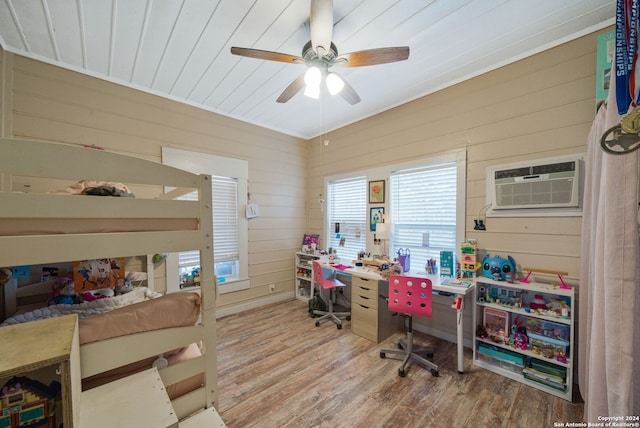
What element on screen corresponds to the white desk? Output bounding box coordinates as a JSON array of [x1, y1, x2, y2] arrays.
[[317, 264, 474, 374]]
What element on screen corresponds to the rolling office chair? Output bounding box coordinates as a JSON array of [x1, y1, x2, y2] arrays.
[[312, 261, 351, 329], [379, 275, 439, 377]]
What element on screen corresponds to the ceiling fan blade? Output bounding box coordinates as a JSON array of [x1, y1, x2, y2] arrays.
[[336, 46, 410, 67], [231, 47, 303, 64], [338, 77, 361, 105], [276, 73, 306, 103], [310, 0, 333, 56]]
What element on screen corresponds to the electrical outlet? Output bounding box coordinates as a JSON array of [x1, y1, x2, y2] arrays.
[[269, 283, 276, 292]]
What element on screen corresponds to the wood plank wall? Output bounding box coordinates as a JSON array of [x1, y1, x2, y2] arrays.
[[309, 30, 605, 283], [0, 26, 606, 324], [0, 46, 308, 313], [306, 28, 607, 336]]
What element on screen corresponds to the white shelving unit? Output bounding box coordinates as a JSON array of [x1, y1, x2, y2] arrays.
[[295, 252, 319, 301], [473, 276, 575, 401]]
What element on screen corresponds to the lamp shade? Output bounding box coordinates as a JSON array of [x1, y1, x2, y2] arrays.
[[376, 222, 394, 240], [326, 72, 344, 95], [303, 66, 322, 99]]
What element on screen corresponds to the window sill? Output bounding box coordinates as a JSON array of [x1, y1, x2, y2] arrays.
[[217, 277, 250, 294]]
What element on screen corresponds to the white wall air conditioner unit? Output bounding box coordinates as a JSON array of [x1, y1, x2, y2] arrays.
[[487, 154, 584, 215]]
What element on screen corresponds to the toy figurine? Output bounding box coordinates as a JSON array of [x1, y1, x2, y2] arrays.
[[512, 328, 529, 350], [529, 294, 548, 310], [481, 254, 517, 281], [50, 275, 76, 305], [476, 325, 488, 339], [556, 351, 567, 363]]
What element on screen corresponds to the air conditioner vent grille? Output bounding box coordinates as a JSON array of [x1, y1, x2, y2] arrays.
[[496, 177, 574, 207], [486, 154, 583, 214]]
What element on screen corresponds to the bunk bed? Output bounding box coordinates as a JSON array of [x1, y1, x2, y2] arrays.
[[0, 138, 220, 425]]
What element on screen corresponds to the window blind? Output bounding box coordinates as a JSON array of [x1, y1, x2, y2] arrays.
[[390, 162, 457, 265], [327, 176, 367, 261], [177, 176, 239, 270]]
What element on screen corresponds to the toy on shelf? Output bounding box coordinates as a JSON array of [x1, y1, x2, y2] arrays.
[[529, 294, 548, 310], [483, 307, 509, 342], [460, 240, 479, 280], [180, 266, 201, 288], [481, 254, 516, 281], [520, 266, 571, 289], [512, 327, 529, 351], [0, 376, 61, 428]]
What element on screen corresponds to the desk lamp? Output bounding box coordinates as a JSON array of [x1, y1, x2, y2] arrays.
[[375, 221, 394, 258]]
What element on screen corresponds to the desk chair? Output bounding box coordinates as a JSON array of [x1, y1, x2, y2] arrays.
[[312, 261, 351, 329], [379, 275, 439, 377]]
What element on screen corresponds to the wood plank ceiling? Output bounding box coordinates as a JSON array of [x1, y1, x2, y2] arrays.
[[0, 0, 614, 139]]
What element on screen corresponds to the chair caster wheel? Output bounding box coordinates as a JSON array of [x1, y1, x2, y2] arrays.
[[315, 321, 320, 327], [380, 351, 386, 359], [397, 342, 403, 350], [431, 369, 440, 377], [346, 316, 351, 321], [337, 324, 342, 329], [398, 368, 406, 377]]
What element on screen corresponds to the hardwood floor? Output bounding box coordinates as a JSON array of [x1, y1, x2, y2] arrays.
[[216, 299, 584, 428]]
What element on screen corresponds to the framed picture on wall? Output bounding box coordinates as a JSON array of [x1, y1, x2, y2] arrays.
[[369, 180, 385, 203], [370, 207, 384, 231]]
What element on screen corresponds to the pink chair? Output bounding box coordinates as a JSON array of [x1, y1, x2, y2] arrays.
[[379, 275, 439, 377], [312, 261, 351, 329]]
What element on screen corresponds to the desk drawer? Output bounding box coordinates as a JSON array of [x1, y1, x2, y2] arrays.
[[352, 303, 377, 342], [352, 277, 378, 309], [352, 288, 378, 309]]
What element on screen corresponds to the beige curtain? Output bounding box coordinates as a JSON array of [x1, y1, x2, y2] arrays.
[[579, 84, 640, 419]]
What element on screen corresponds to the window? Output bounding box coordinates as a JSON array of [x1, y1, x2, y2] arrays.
[[162, 147, 249, 294], [390, 161, 459, 266], [322, 151, 465, 270], [175, 176, 239, 283], [326, 176, 367, 261]]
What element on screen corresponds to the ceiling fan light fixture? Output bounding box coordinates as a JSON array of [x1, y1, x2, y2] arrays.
[[304, 66, 322, 86], [304, 66, 322, 99], [231, 1, 407, 105], [326, 72, 344, 95]]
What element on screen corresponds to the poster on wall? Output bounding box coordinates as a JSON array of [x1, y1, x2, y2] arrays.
[[73, 258, 125, 292], [596, 29, 615, 112]]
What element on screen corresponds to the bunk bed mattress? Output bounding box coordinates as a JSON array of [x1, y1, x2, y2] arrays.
[[79, 292, 204, 399], [1, 291, 203, 399]]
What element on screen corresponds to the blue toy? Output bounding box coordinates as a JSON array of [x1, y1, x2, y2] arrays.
[[481, 254, 517, 281], [50, 275, 76, 305]]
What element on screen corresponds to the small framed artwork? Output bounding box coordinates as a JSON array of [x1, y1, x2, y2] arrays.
[[302, 234, 319, 246], [369, 180, 385, 203], [370, 207, 384, 231]]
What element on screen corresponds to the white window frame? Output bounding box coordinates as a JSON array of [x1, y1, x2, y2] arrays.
[[323, 150, 466, 266], [389, 151, 466, 265], [162, 147, 250, 294], [325, 175, 368, 262]]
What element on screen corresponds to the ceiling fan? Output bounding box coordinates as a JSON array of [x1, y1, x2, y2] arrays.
[[230, 0, 409, 105]]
